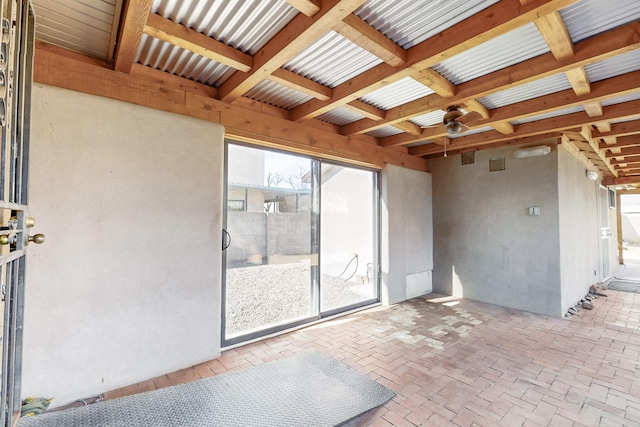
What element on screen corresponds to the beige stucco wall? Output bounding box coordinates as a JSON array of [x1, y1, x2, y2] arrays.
[[381, 164, 434, 304], [557, 145, 601, 314], [430, 145, 563, 317], [22, 84, 224, 407]]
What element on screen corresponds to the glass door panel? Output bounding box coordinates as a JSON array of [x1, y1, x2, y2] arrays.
[[223, 144, 318, 343], [320, 164, 378, 313]]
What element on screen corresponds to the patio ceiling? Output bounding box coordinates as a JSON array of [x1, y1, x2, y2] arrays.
[[31, 0, 640, 185]]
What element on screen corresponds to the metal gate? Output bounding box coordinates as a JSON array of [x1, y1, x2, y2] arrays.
[[0, 1, 35, 426]]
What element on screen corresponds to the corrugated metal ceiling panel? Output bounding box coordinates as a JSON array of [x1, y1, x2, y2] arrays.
[[151, 0, 297, 54], [137, 34, 235, 87], [410, 110, 446, 128], [585, 49, 640, 83], [561, 0, 640, 43], [601, 92, 640, 108], [317, 107, 366, 126], [432, 23, 550, 85], [510, 105, 585, 125], [359, 77, 434, 110], [367, 127, 403, 138], [479, 73, 572, 109], [33, 0, 120, 60], [245, 80, 313, 110], [355, 0, 500, 49], [284, 31, 383, 88]]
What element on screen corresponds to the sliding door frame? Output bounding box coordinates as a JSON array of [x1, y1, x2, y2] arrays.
[[221, 142, 380, 347]]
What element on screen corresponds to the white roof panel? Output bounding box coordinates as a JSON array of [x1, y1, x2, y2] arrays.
[[511, 106, 585, 125], [355, 0, 500, 49], [151, 0, 297, 54], [585, 50, 640, 83], [410, 110, 446, 128], [601, 92, 640, 108], [560, 0, 640, 43], [33, 0, 121, 61], [245, 80, 313, 110], [433, 23, 549, 85], [479, 73, 572, 109], [136, 35, 235, 87], [318, 108, 366, 126], [284, 31, 383, 88], [367, 127, 403, 138], [359, 77, 434, 111]]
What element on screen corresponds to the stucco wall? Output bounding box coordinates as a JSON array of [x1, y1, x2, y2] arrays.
[[381, 164, 433, 304], [23, 85, 224, 406], [430, 145, 562, 317], [557, 146, 601, 314]]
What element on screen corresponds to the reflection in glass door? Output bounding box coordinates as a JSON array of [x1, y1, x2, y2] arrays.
[[320, 164, 378, 314], [223, 144, 318, 345], [223, 143, 379, 346]]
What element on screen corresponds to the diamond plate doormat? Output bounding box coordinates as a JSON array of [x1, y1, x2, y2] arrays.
[[18, 351, 395, 427]]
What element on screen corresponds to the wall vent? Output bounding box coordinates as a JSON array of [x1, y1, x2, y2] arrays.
[[489, 156, 505, 172], [461, 151, 475, 165]]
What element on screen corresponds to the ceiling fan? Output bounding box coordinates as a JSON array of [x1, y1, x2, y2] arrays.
[[442, 105, 481, 136]]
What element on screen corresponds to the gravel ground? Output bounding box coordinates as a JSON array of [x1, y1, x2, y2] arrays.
[[225, 260, 374, 336]]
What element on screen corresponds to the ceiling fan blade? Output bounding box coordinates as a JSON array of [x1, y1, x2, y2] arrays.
[[458, 111, 483, 124]]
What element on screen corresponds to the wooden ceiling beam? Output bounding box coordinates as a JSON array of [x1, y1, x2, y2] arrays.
[[565, 66, 591, 96], [285, 0, 321, 16], [113, 0, 153, 73], [333, 14, 406, 67], [603, 176, 640, 186], [412, 69, 455, 97], [611, 155, 640, 165], [338, 22, 638, 137], [289, 0, 578, 122], [593, 120, 640, 138], [411, 100, 640, 156], [143, 14, 252, 72], [130, 64, 218, 98], [463, 100, 490, 119], [534, 11, 574, 60], [268, 68, 332, 101], [600, 135, 640, 150], [219, 0, 367, 102], [392, 121, 422, 136], [343, 100, 385, 120], [378, 69, 640, 147], [34, 43, 427, 172]]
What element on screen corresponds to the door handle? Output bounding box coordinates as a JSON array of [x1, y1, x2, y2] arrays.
[[222, 229, 231, 251]]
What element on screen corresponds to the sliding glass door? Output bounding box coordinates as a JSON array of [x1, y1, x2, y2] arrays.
[[320, 164, 378, 314], [223, 143, 378, 346]]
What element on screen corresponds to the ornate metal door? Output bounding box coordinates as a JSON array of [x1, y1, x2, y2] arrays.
[[0, 1, 36, 425]]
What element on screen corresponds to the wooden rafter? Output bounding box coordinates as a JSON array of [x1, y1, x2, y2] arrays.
[[268, 68, 332, 101], [289, 0, 578, 122], [333, 14, 406, 67], [343, 100, 385, 121], [34, 42, 427, 172], [113, 0, 153, 72], [378, 69, 640, 147], [143, 14, 253, 72], [339, 20, 638, 137], [409, 100, 640, 156], [593, 121, 640, 139], [285, 0, 320, 16], [219, 0, 367, 102]]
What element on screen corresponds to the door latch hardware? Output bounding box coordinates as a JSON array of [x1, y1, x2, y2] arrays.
[[0, 233, 17, 245]]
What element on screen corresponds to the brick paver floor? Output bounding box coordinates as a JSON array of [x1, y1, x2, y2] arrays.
[[105, 290, 640, 426]]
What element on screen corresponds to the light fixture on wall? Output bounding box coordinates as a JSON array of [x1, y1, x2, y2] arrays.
[[586, 170, 599, 181], [513, 145, 551, 158]]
